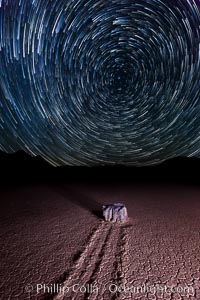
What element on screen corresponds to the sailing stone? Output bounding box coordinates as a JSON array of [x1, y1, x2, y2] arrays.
[[102, 203, 128, 223]]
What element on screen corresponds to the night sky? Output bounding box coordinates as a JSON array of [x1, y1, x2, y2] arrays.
[[0, 0, 200, 166]]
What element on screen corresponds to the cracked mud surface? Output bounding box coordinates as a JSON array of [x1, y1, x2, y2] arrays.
[[0, 183, 200, 299]]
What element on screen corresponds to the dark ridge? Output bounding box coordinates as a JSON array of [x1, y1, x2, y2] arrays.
[[0, 150, 199, 185], [0, 150, 51, 168]]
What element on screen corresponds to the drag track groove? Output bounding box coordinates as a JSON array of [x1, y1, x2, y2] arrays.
[[53, 222, 132, 300], [119, 227, 133, 300]]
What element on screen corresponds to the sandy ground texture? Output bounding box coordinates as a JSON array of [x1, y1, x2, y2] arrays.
[[0, 183, 200, 300]]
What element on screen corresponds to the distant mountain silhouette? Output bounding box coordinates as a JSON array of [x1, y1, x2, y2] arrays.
[[0, 150, 199, 185], [0, 150, 51, 169]]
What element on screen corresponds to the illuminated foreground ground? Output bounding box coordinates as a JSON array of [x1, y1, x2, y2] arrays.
[[0, 183, 200, 299]]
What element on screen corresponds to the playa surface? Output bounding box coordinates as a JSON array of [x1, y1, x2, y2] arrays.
[[0, 182, 200, 299]]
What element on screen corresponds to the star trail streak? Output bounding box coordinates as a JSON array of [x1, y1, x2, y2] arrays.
[[0, 0, 200, 166]]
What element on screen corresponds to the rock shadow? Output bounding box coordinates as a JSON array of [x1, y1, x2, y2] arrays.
[[52, 185, 104, 220]]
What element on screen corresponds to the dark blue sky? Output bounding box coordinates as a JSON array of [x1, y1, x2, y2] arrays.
[[0, 0, 200, 166]]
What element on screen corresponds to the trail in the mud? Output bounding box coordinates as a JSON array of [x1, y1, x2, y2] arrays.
[[54, 222, 133, 300]]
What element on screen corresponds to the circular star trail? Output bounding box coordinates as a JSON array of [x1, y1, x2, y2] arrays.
[[0, 0, 200, 166]]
